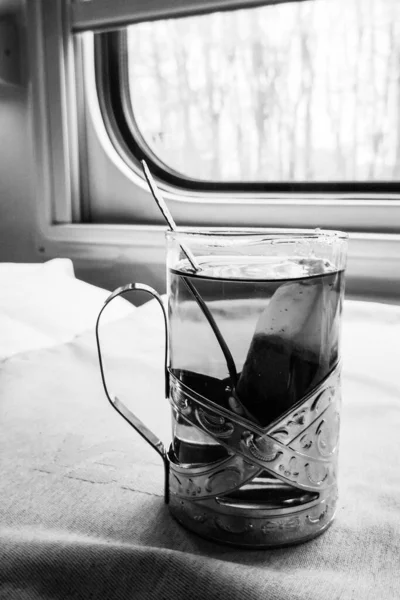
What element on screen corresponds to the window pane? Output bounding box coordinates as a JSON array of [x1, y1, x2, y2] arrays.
[[127, 0, 400, 182]]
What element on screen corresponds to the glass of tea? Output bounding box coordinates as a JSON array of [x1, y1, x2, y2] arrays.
[[96, 228, 348, 547], [166, 229, 347, 546]]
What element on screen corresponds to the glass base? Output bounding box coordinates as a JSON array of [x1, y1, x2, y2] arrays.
[[168, 486, 337, 548]]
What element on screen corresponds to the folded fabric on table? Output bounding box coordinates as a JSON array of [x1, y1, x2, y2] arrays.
[[0, 258, 134, 360]]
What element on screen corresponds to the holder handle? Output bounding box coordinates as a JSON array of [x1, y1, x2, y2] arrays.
[[95, 283, 170, 503]]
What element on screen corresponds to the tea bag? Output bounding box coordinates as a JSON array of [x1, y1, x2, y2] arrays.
[[235, 275, 336, 426]]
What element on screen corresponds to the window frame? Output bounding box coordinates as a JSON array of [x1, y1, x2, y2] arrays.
[[90, 28, 400, 232], [104, 26, 400, 196], [70, 0, 310, 34]]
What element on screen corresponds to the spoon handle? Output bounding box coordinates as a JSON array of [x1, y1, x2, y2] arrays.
[[141, 160, 200, 273]]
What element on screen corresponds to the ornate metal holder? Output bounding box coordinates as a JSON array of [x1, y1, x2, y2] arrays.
[[168, 363, 340, 547], [96, 283, 341, 548]]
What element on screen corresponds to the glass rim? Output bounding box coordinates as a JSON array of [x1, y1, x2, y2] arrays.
[[165, 228, 348, 242]]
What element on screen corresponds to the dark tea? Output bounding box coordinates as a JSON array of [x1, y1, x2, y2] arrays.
[[168, 256, 344, 481]]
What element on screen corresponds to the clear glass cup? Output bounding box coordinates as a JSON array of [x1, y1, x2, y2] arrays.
[[166, 228, 347, 546]]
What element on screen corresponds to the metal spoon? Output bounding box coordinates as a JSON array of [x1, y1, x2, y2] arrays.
[[141, 159, 238, 388], [141, 160, 200, 273]]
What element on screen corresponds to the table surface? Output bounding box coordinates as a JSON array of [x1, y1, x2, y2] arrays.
[[1, 267, 400, 599]]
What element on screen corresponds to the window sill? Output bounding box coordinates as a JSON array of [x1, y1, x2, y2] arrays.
[[34, 223, 400, 302]]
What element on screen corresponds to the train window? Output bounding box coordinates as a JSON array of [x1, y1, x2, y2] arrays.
[[31, 0, 400, 234], [20, 0, 400, 301], [123, 0, 400, 186]]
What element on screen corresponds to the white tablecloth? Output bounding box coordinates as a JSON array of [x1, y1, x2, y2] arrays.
[[1, 261, 399, 599]]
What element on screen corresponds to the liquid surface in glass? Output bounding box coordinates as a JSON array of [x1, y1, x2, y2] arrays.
[[168, 255, 344, 474]]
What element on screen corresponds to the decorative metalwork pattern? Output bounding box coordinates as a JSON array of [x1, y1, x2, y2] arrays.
[[169, 453, 262, 500], [169, 364, 340, 493], [169, 485, 338, 548], [195, 408, 235, 438], [168, 363, 341, 547]]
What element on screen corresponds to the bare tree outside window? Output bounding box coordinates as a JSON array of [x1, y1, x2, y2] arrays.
[[127, 0, 400, 182]]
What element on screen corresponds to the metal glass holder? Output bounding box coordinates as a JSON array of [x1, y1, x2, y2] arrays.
[[96, 283, 341, 548]]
